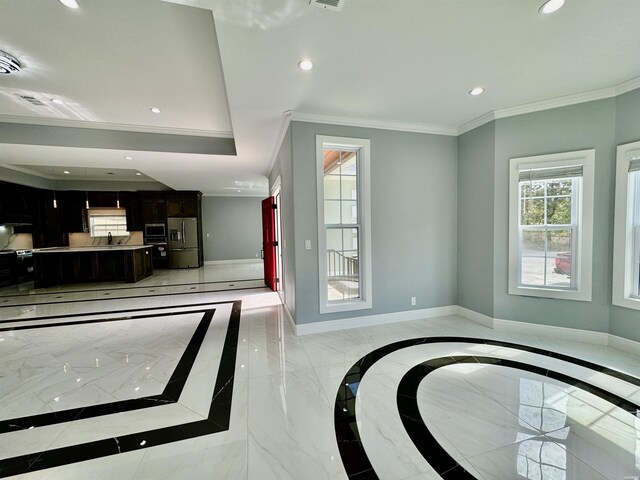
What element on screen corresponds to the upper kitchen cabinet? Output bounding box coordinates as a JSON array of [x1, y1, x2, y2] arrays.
[[32, 190, 64, 248], [0, 181, 36, 224], [57, 190, 86, 233], [88, 191, 119, 209], [140, 193, 167, 223], [124, 192, 144, 232], [167, 192, 201, 217]]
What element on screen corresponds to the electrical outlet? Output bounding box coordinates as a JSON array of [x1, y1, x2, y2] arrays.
[[305, 240, 312, 250], [411, 296, 416, 306]]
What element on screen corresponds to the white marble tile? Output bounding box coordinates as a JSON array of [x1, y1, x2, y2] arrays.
[[467, 435, 608, 480], [543, 411, 640, 479], [11, 449, 145, 480], [132, 438, 247, 480], [247, 368, 344, 480], [416, 366, 541, 457]]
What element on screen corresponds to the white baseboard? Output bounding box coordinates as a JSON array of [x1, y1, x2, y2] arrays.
[[204, 259, 262, 266], [493, 317, 609, 345], [608, 333, 640, 356], [293, 305, 457, 336], [456, 306, 638, 354], [455, 306, 494, 328]]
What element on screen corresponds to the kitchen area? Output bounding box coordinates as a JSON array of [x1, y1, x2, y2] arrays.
[[0, 180, 204, 291]]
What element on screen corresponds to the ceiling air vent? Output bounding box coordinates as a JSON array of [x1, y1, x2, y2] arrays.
[[16, 95, 46, 106], [310, 0, 345, 11]]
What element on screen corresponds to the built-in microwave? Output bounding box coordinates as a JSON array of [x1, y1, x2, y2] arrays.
[[144, 223, 166, 238]]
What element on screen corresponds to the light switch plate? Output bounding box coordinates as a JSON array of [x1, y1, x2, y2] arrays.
[[305, 240, 312, 250]]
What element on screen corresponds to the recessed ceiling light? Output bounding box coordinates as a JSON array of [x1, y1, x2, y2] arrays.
[[298, 59, 314, 71], [237, 189, 241, 193], [150, 107, 161, 114], [51, 98, 64, 105], [124, 156, 133, 160], [63, 170, 70, 174], [469, 86, 485, 96], [136, 172, 142, 176], [0, 50, 20, 75], [58, 0, 79, 9], [539, 0, 565, 14]]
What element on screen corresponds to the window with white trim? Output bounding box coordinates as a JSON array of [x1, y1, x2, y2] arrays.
[[612, 140, 640, 310], [316, 136, 372, 314], [509, 150, 594, 301]]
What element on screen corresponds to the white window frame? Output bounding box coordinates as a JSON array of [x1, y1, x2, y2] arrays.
[[508, 149, 594, 301], [612, 140, 640, 311], [316, 135, 372, 314]]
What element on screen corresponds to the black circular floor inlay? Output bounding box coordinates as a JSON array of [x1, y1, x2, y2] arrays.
[[333, 337, 640, 480]]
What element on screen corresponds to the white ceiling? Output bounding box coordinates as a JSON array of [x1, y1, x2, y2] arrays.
[[1, 0, 640, 196]]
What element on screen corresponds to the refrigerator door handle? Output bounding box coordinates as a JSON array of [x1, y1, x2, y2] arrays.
[[182, 221, 186, 245]]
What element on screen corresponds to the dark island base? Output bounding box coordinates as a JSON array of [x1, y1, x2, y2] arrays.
[[33, 247, 153, 288]]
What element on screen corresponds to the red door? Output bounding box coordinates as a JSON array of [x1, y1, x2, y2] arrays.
[[261, 196, 277, 291]]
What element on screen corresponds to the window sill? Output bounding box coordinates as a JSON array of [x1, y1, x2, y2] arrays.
[[320, 299, 372, 314], [612, 296, 640, 312], [508, 285, 591, 302]]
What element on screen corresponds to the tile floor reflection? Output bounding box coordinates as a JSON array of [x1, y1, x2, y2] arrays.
[[0, 287, 638, 479]]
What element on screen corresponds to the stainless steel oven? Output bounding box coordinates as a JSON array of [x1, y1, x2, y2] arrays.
[[144, 223, 166, 238]]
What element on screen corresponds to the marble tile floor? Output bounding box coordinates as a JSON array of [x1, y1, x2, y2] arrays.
[[0, 289, 639, 479]]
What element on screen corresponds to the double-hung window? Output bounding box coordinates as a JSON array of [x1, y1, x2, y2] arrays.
[[612, 140, 640, 310], [316, 135, 372, 313], [509, 150, 594, 301]]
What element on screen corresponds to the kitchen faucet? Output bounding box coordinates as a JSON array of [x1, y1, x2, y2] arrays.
[[107, 232, 113, 245]]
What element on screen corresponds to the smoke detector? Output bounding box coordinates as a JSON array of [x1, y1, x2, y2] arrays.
[[310, 0, 345, 11]]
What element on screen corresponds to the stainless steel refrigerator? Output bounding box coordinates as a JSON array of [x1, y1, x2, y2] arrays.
[[168, 217, 200, 268]]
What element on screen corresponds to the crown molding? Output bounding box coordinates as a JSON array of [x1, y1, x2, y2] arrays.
[[458, 75, 640, 135], [615, 75, 640, 96], [493, 86, 617, 120], [289, 111, 458, 137], [0, 114, 234, 139], [266, 110, 293, 176], [457, 111, 496, 136]]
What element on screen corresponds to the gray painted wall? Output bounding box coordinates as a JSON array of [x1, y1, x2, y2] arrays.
[[269, 125, 296, 319], [493, 99, 616, 334], [610, 88, 640, 342], [457, 121, 495, 318], [201, 196, 263, 262], [290, 121, 458, 325]]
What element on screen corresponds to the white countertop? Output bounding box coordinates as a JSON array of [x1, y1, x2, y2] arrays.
[[33, 245, 150, 253]]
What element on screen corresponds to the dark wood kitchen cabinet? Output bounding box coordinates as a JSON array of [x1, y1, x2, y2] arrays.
[[57, 191, 86, 233], [32, 190, 64, 248], [0, 181, 36, 224], [33, 246, 153, 288], [167, 192, 201, 217], [141, 193, 167, 223], [124, 192, 144, 232]]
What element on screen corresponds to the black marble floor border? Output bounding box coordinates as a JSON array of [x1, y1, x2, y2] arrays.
[[397, 355, 640, 479], [333, 337, 640, 479], [0, 308, 216, 433], [0, 300, 241, 478], [0, 284, 263, 309]]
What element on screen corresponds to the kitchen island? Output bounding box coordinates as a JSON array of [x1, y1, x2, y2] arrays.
[[33, 245, 153, 288]]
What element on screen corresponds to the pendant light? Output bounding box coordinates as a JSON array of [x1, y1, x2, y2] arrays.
[[85, 191, 90, 209], [116, 191, 120, 209], [53, 190, 58, 209]]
